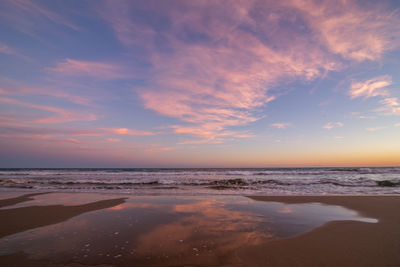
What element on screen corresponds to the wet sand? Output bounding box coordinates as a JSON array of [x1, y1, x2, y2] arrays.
[[0, 195, 126, 238], [240, 196, 400, 266], [0, 192, 49, 208], [0, 193, 399, 266]]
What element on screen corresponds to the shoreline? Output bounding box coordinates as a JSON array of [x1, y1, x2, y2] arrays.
[[2, 188, 400, 196], [0, 192, 399, 266]]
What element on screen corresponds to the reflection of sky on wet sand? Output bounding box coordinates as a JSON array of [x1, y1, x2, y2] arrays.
[[0, 191, 28, 200], [0, 194, 377, 266], [0, 192, 123, 209]]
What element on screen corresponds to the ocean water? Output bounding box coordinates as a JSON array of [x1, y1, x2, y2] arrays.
[[0, 167, 399, 195]]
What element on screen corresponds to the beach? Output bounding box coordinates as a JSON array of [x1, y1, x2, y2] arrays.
[[1, 192, 399, 266], [2, 0, 400, 265]]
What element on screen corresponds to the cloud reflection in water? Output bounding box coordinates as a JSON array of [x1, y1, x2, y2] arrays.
[[0, 195, 377, 265]]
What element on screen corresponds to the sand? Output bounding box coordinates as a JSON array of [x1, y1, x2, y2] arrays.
[[0, 193, 399, 266], [239, 196, 400, 266], [0, 195, 126, 238], [0, 192, 48, 208]]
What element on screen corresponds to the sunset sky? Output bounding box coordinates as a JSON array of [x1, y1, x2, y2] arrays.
[[1, 0, 400, 167]]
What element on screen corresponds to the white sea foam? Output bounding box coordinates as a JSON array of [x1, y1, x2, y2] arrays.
[[0, 167, 399, 195]]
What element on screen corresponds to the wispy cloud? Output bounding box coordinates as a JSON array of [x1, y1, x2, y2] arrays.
[[270, 123, 290, 129], [106, 138, 121, 143], [144, 146, 174, 153], [97, 0, 400, 144], [377, 97, 400, 115], [171, 124, 253, 145], [0, 116, 17, 122], [0, 42, 30, 61], [350, 112, 377, 120], [290, 0, 400, 61], [0, 0, 80, 35], [0, 42, 16, 55], [349, 75, 391, 99], [104, 128, 155, 136], [0, 122, 167, 160], [2, 0, 399, 158], [359, 115, 377, 119], [323, 122, 344, 130], [47, 59, 127, 80], [380, 97, 400, 107], [0, 97, 97, 124], [0, 82, 92, 106], [0, 133, 82, 145], [350, 75, 400, 115], [100, 1, 347, 143], [366, 126, 386, 132], [98, 1, 156, 49], [0, 123, 156, 138]]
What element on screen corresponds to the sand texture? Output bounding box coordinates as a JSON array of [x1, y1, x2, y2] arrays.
[[239, 196, 400, 266], [0, 194, 399, 266]]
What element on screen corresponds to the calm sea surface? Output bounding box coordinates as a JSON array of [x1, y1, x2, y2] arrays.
[[1, 167, 399, 195]]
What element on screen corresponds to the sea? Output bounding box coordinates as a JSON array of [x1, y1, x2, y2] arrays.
[[0, 167, 399, 195]]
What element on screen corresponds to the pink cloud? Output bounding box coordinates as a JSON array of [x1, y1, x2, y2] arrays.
[[0, 42, 29, 61], [323, 122, 344, 130], [177, 139, 222, 145], [0, 131, 91, 147], [350, 75, 392, 99], [270, 123, 290, 129], [170, 123, 254, 145], [358, 116, 377, 119], [137, 35, 333, 142], [0, 0, 80, 34], [0, 116, 16, 122], [104, 128, 155, 136], [128, 3, 339, 143], [144, 146, 174, 152], [63, 138, 84, 145], [349, 75, 399, 116], [0, 42, 16, 55], [98, 1, 399, 143], [0, 83, 92, 106], [0, 123, 171, 163], [0, 97, 97, 124], [47, 59, 126, 80], [366, 126, 386, 132], [0, 123, 156, 139], [106, 138, 121, 143], [289, 0, 400, 61], [376, 97, 400, 115], [381, 97, 400, 107], [99, 1, 156, 49]]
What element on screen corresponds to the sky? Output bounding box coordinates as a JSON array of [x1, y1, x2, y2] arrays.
[[0, 0, 400, 168]]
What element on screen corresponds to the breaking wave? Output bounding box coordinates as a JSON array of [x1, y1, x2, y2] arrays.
[[0, 167, 399, 195]]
